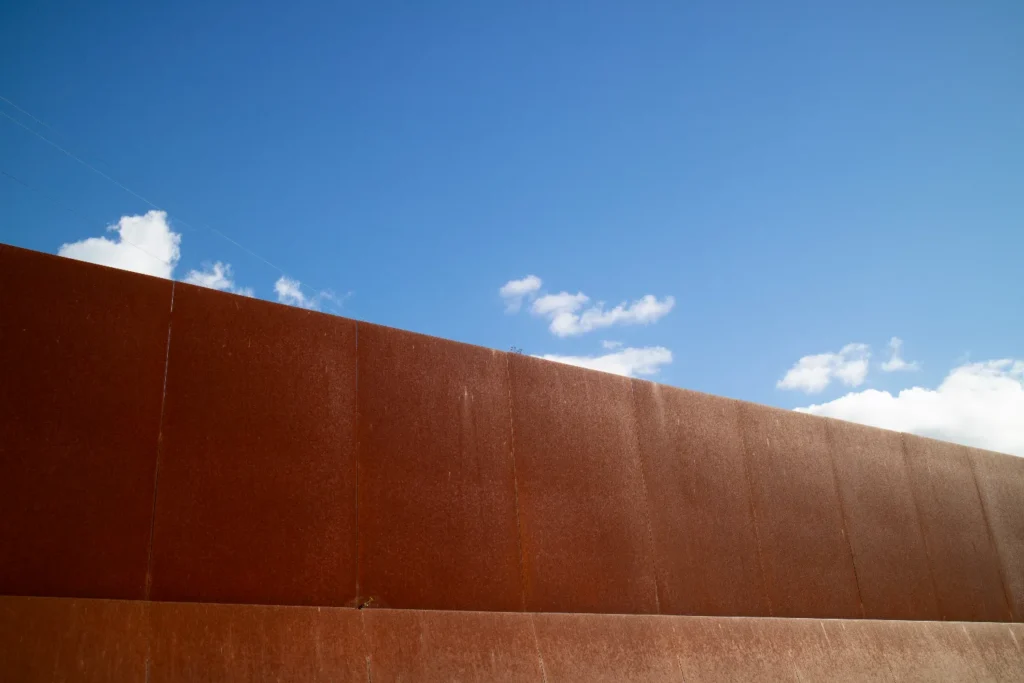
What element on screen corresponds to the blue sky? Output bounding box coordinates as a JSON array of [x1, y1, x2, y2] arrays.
[[2, 2, 1022, 453]]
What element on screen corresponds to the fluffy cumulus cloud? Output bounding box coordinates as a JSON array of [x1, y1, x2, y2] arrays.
[[184, 261, 254, 297], [536, 346, 672, 378], [499, 275, 542, 312], [499, 275, 675, 337], [58, 210, 181, 279], [881, 337, 920, 372], [797, 359, 1024, 457], [777, 343, 870, 394], [531, 291, 675, 337], [56, 211, 346, 308]]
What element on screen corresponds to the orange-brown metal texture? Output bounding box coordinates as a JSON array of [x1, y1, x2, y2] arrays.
[[673, 616, 842, 682], [0, 246, 170, 599], [355, 324, 523, 611], [738, 402, 863, 618], [818, 619, 900, 682], [0, 596, 147, 683], [862, 619, 990, 682], [532, 612, 685, 682], [148, 283, 359, 606], [961, 621, 1024, 681], [902, 434, 1011, 621], [827, 419, 940, 620], [508, 353, 659, 614], [363, 608, 543, 682], [147, 601, 366, 682], [969, 447, 1024, 621], [4, 245, 1024, 683], [3, 596, 1024, 681], [632, 381, 771, 617]]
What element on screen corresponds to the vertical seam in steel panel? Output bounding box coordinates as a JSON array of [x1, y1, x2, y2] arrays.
[[354, 320, 362, 607], [737, 403, 775, 617], [505, 353, 529, 612], [901, 433, 944, 620], [144, 280, 174, 600], [628, 378, 662, 614], [823, 420, 866, 618], [966, 450, 1015, 621]]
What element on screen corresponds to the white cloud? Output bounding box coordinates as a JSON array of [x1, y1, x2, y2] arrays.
[[274, 275, 337, 311], [531, 291, 675, 337], [58, 210, 181, 279], [881, 337, 920, 372], [797, 359, 1024, 457], [536, 346, 672, 378], [184, 261, 253, 297], [601, 340, 623, 350], [777, 343, 870, 394], [275, 275, 313, 309], [499, 275, 542, 312], [531, 291, 587, 315]]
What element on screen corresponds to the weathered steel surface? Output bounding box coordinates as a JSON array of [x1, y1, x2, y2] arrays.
[[738, 403, 863, 618], [632, 381, 771, 617], [0, 246, 171, 600], [903, 434, 1011, 621], [3, 597, 1023, 682], [147, 601, 366, 682], [363, 608, 543, 682], [0, 596, 147, 683], [827, 419, 940, 620], [149, 282, 359, 607], [970, 447, 1024, 622], [356, 323, 523, 611], [508, 354, 659, 615], [1, 244, 1021, 627]]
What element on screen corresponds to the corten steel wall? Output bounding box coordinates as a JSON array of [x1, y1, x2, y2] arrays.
[[2, 243, 1024, 680], [2, 596, 1023, 682]]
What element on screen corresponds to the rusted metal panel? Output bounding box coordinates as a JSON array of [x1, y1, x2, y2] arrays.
[[827, 419, 940, 620], [962, 621, 1024, 681], [3, 596, 1024, 681], [632, 381, 771, 617], [738, 403, 863, 618], [149, 283, 359, 606], [508, 354, 659, 614], [0, 246, 171, 600], [0, 596, 147, 682], [148, 600, 366, 682], [355, 324, 523, 611], [533, 612, 684, 682], [903, 434, 1011, 621], [364, 608, 543, 682], [970, 447, 1024, 622]]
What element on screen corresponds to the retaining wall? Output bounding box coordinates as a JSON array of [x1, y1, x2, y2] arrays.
[[1, 243, 1022, 680]]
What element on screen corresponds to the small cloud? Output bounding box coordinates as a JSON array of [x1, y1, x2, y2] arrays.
[[532, 291, 589, 317], [777, 343, 870, 394], [797, 359, 1024, 457], [499, 275, 542, 313], [536, 345, 672, 378], [531, 291, 674, 338], [601, 340, 623, 350], [275, 275, 314, 309], [184, 261, 253, 297], [58, 210, 181, 279], [274, 275, 338, 311], [881, 337, 920, 372]]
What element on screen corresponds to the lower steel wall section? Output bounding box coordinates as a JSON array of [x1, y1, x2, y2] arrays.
[[1, 596, 1021, 682]]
